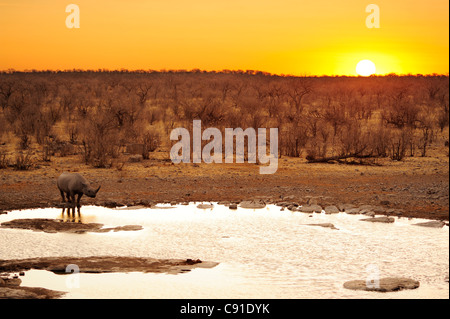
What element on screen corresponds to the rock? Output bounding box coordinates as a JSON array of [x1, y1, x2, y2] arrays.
[[324, 206, 339, 214], [239, 200, 266, 209], [413, 221, 446, 228], [299, 205, 323, 213], [276, 201, 297, 208], [384, 208, 404, 217], [339, 204, 356, 212], [136, 199, 151, 207], [343, 277, 420, 292], [373, 206, 386, 214], [364, 211, 376, 217], [185, 259, 202, 265], [228, 204, 238, 210], [306, 197, 319, 205], [276, 201, 289, 207], [102, 200, 124, 208], [304, 223, 339, 230], [360, 217, 395, 223], [358, 204, 373, 211], [0, 210, 6, 215], [358, 205, 385, 214], [345, 208, 361, 215], [197, 203, 213, 209]]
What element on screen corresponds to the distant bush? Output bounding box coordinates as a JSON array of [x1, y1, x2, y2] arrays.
[[0, 71, 448, 167]]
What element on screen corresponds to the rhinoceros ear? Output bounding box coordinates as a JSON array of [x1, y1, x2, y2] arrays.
[[95, 186, 101, 194]]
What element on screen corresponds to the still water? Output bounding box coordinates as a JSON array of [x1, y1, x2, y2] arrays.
[[0, 204, 448, 299]]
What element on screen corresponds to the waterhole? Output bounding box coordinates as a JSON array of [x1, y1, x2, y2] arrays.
[[0, 204, 448, 299]]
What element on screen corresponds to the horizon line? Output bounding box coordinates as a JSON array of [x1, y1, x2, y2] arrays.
[[0, 68, 449, 78]]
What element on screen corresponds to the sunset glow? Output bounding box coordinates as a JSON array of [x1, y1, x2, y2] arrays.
[[0, 0, 448, 75]]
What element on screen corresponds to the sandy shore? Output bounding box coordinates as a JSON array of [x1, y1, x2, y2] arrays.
[[0, 151, 448, 221]]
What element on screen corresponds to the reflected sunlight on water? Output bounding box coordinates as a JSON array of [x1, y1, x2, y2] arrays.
[[1, 204, 448, 299]]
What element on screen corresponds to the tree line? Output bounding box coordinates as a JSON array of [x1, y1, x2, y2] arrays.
[[0, 71, 448, 169]]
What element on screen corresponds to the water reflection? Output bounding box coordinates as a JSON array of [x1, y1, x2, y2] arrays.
[[1, 204, 448, 299], [61, 204, 83, 223]]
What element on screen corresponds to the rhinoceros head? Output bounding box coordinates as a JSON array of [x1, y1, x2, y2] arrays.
[[83, 184, 101, 198]]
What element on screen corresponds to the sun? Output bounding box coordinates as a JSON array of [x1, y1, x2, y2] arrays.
[[356, 60, 376, 76]]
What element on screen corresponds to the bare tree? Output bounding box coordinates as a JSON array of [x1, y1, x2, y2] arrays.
[[286, 77, 312, 114]]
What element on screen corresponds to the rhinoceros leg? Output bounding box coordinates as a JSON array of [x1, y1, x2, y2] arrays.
[[60, 190, 66, 202], [76, 193, 83, 208], [67, 191, 76, 208]]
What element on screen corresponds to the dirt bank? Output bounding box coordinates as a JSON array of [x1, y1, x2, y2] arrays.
[[0, 152, 448, 221]]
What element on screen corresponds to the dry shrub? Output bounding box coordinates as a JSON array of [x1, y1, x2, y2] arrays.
[[13, 151, 34, 170], [337, 122, 370, 157], [140, 127, 161, 159], [369, 125, 391, 158], [79, 109, 120, 168], [0, 151, 8, 169], [280, 122, 308, 157], [389, 128, 413, 161]]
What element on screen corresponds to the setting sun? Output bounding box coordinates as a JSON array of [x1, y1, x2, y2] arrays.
[[356, 60, 377, 76]]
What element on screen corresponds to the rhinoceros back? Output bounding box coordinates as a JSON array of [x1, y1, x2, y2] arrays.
[[57, 173, 87, 194]]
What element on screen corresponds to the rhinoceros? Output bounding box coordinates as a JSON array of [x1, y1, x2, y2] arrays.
[[57, 172, 101, 207]]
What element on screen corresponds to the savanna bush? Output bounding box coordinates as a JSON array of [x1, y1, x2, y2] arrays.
[[0, 71, 448, 167]]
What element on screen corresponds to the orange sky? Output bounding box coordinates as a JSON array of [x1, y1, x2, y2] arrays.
[[0, 0, 448, 75]]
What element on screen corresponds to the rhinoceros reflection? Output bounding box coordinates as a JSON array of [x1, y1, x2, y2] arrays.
[[61, 204, 83, 223]]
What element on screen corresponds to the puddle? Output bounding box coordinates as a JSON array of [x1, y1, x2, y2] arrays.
[[1, 204, 448, 299]]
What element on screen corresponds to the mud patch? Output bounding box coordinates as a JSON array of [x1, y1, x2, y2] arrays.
[[0, 256, 218, 299], [0, 218, 143, 234], [0, 256, 217, 275], [0, 285, 66, 299]]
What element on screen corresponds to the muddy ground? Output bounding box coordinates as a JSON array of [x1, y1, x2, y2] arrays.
[[0, 256, 216, 299], [0, 150, 448, 221]]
